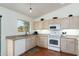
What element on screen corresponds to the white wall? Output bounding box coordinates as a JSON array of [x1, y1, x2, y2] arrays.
[[0, 6, 32, 56], [35, 3, 79, 21]]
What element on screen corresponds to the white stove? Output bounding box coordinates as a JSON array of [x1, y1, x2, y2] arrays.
[[48, 24, 61, 51]]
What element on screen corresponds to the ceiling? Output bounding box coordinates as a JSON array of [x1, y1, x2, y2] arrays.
[[0, 3, 70, 19]]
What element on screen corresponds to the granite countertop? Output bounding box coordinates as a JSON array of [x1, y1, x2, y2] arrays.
[[6, 34, 49, 40], [6, 35, 27, 40], [6, 34, 79, 40], [6, 34, 39, 40]]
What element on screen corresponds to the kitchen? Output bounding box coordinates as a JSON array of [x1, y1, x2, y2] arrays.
[[0, 3, 79, 56]]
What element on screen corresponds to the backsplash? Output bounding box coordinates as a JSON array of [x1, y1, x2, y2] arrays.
[[32, 30, 50, 34], [61, 29, 79, 35], [33, 29, 79, 36]]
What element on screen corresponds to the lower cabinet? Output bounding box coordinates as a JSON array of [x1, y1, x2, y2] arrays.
[[6, 36, 36, 56], [26, 36, 36, 51], [36, 35, 48, 48], [6, 39, 26, 56], [61, 38, 78, 55], [26, 35, 48, 50], [36, 35, 40, 46]]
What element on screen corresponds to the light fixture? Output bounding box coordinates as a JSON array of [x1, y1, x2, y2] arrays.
[[29, 0, 32, 13], [30, 7, 32, 13]]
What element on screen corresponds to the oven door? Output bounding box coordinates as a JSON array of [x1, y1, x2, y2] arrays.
[[48, 38, 60, 47]]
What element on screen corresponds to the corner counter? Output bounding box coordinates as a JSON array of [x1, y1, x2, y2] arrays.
[[6, 35, 36, 56]]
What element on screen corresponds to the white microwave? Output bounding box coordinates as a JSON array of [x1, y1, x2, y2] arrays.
[[49, 24, 60, 30]]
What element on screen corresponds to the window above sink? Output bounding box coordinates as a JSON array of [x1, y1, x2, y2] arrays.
[[17, 19, 30, 33]]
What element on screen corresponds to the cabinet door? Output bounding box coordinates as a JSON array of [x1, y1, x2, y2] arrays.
[[61, 38, 77, 54], [39, 36, 48, 48], [36, 36, 40, 46], [32, 21, 42, 30], [70, 16, 79, 29], [15, 39, 26, 56], [26, 36, 36, 51], [31, 36, 36, 48], [43, 36, 48, 48], [66, 38, 75, 54], [49, 19, 61, 25], [39, 37, 45, 48], [42, 20, 49, 29], [61, 17, 69, 29], [61, 38, 66, 52]]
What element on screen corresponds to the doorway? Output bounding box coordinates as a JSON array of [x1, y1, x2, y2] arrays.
[[0, 15, 2, 56]]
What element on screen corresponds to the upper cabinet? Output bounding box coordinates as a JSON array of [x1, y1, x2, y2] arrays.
[[42, 20, 49, 29], [49, 19, 61, 25], [32, 20, 49, 30], [61, 17, 69, 29], [61, 16, 79, 29], [32, 21, 41, 30], [32, 16, 79, 30], [69, 16, 79, 29]]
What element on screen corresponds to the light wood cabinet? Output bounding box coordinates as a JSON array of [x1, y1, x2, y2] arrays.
[[36, 35, 48, 48], [42, 20, 49, 29], [32, 16, 79, 30], [6, 39, 26, 56], [32, 19, 62, 30], [61, 38, 66, 52], [33, 16, 79, 30], [49, 19, 61, 24], [6, 35, 36, 56], [61, 16, 79, 29], [61, 17, 69, 29], [36, 35, 40, 46], [32, 21, 42, 30], [26, 35, 36, 51], [40, 36, 48, 48], [32, 20, 49, 30], [69, 16, 79, 29], [61, 38, 78, 55]]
